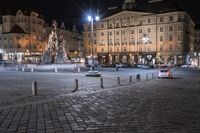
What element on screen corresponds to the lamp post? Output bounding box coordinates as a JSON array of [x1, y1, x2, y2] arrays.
[[143, 34, 151, 65], [86, 15, 101, 77], [143, 34, 148, 64], [198, 52, 200, 69], [88, 16, 94, 70]]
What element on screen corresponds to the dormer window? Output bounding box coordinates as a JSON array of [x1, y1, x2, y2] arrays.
[[169, 16, 173, 21], [160, 17, 164, 22], [16, 10, 23, 16], [148, 18, 151, 23]]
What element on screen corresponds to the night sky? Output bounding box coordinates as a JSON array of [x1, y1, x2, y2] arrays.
[[0, 0, 199, 31]]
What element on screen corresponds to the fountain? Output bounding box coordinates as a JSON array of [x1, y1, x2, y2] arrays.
[[24, 21, 85, 72]]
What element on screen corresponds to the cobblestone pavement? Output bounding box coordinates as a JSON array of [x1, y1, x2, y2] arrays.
[[0, 68, 200, 133], [0, 68, 158, 107]]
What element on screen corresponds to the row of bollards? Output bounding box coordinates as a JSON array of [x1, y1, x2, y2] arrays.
[[19, 66, 81, 73], [72, 74, 145, 92], [31, 73, 157, 95]]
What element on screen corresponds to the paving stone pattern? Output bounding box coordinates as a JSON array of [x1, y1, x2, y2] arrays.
[[0, 68, 200, 132]]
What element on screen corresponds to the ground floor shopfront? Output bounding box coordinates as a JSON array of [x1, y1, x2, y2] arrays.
[[0, 49, 42, 63], [97, 52, 186, 66], [187, 52, 200, 68]]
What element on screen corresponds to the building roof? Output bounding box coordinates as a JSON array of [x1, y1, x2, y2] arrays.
[[133, 0, 183, 13], [101, 7, 122, 19], [3, 24, 27, 34], [0, 7, 44, 19], [11, 25, 26, 33], [102, 0, 184, 19]]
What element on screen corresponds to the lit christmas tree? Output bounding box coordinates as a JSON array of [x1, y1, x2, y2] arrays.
[[42, 20, 67, 63]]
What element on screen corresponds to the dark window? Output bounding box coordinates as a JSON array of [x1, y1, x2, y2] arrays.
[[116, 31, 119, 35], [169, 26, 173, 31], [101, 24, 104, 28], [160, 36, 163, 42], [160, 17, 163, 22], [116, 23, 119, 27], [148, 18, 151, 23], [139, 29, 142, 34], [160, 27, 163, 32], [17, 44, 21, 48], [148, 28, 151, 33], [169, 16, 173, 21], [169, 35, 173, 41]]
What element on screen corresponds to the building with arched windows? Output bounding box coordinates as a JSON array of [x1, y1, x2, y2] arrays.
[[83, 0, 198, 67]]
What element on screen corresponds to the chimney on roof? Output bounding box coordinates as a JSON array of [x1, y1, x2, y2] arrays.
[[148, 0, 163, 3], [122, 0, 137, 10], [108, 6, 118, 10]]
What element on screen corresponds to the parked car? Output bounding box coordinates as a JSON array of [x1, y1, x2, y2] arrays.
[[158, 69, 172, 78], [120, 63, 130, 68], [101, 63, 115, 68], [137, 64, 154, 69], [181, 64, 189, 68], [181, 64, 196, 68], [0, 60, 7, 64], [115, 63, 123, 68]]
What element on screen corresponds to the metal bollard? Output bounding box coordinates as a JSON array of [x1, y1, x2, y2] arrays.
[[146, 74, 148, 80], [32, 81, 37, 96], [116, 67, 119, 71], [31, 67, 34, 72], [75, 79, 78, 91], [100, 78, 104, 88], [136, 74, 140, 81], [130, 75, 132, 83], [22, 66, 25, 72], [117, 77, 120, 85], [15, 65, 18, 71], [77, 67, 80, 72], [55, 67, 57, 72], [152, 73, 154, 79]]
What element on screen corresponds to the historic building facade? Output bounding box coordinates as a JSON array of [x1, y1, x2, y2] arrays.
[[83, 0, 196, 66], [0, 9, 83, 63], [190, 25, 200, 67], [0, 10, 46, 62]]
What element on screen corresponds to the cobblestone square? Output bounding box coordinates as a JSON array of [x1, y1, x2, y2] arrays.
[[0, 68, 200, 132]]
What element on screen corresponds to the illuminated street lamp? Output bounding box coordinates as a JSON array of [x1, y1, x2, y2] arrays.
[[88, 15, 100, 70], [86, 15, 101, 77]]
